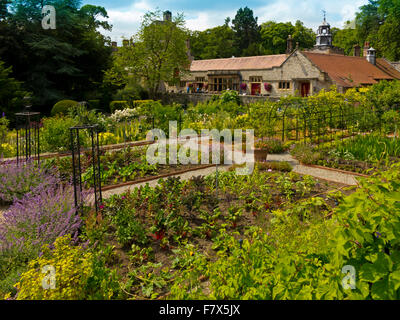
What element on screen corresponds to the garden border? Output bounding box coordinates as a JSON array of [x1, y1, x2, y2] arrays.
[[101, 163, 217, 192], [299, 163, 370, 178]]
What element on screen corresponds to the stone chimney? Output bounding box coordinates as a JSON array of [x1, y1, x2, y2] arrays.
[[111, 41, 118, 52], [353, 44, 361, 57], [122, 39, 129, 47], [366, 47, 376, 65], [163, 10, 172, 22], [363, 41, 370, 57], [186, 39, 194, 62], [286, 35, 294, 54]]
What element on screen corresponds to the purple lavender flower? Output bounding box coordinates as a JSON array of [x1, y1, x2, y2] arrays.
[[0, 160, 60, 203], [375, 231, 381, 238], [0, 183, 84, 257]]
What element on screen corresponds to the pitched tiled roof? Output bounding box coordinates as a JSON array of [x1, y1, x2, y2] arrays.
[[302, 51, 394, 87], [190, 54, 288, 72], [376, 58, 400, 79]]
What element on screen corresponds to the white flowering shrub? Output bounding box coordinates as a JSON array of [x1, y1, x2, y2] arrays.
[[110, 108, 138, 123]]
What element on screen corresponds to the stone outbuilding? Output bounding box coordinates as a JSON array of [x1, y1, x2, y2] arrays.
[[168, 16, 400, 97]]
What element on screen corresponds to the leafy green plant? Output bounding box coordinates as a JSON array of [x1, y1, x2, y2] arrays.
[[291, 143, 322, 165], [256, 161, 292, 172], [41, 116, 81, 152], [108, 204, 148, 247], [220, 90, 240, 104], [51, 100, 79, 116], [276, 175, 295, 200]]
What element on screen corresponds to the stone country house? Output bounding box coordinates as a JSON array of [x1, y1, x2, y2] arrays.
[[165, 16, 400, 98]]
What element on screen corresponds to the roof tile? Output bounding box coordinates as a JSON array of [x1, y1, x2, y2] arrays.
[[302, 51, 394, 87], [190, 54, 288, 72]]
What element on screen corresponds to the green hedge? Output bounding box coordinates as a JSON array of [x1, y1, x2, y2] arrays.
[[87, 100, 100, 111], [109, 101, 129, 113], [132, 100, 154, 108], [51, 100, 79, 116]]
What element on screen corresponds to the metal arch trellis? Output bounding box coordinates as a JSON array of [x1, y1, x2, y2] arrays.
[[279, 102, 292, 142], [15, 97, 41, 166], [69, 124, 102, 214]]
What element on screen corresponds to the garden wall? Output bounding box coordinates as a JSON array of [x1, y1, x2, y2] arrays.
[[157, 93, 280, 106]]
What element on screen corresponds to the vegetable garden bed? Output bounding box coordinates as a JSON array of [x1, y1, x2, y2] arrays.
[[291, 133, 400, 175], [87, 166, 353, 299]]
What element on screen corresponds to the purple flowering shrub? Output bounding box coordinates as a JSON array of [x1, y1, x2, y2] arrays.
[[0, 182, 84, 297], [0, 160, 60, 203], [0, 183, 82, 257]]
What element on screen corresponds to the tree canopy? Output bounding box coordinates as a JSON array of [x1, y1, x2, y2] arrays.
[[0, 0, 113, 113], [189, 25, 235, 60], [355, 0, 400, 60], [260, 20, 315, 54], [110, 10, 190, 98], [232, 7, 261, 56], [0, 60, 27, 116]]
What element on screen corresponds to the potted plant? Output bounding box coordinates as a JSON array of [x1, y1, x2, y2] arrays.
[[264, 83, 272, 92], [253, 139, 270, 162], [240, 83, 247, 92]]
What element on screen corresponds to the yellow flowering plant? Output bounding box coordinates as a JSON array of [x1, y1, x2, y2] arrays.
[[10, 235, 120, 300], [0, 143, 15, 158]]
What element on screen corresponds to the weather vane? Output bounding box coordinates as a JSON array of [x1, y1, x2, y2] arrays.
[[322, 10, 326, 22]]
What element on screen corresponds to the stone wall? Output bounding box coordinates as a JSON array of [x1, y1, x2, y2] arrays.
[[156, 93, 280, 106]]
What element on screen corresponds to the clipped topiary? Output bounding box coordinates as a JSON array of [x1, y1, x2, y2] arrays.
[[51, 100, 79, 116], [132, 100, 154, 108], [109, 101, 129, 113]]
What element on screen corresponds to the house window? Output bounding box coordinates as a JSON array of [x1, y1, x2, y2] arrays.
[[249, 76, 263, 82], [180, 81, 186, 88], [195, 77, 205, 82], [209, 76, 240, 92], [278, 81, 291, 90]]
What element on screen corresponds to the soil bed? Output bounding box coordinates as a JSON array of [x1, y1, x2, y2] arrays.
[[94, 166, 356, 299]]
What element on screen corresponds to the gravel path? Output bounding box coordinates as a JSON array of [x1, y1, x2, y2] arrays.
[[267, 152, 359, 185], [100, 150, 359, 201], [0, 205, 8, 221]]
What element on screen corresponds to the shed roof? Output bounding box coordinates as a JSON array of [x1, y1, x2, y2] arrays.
[[190, 54, 288, 72], [302, 51, 394, 87], [376, 58, 400, 79]]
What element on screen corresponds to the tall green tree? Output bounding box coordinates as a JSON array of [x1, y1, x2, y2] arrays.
[[0, 60, 27, 115], [260, 20, 315, 54], [189, 25, 235, 60], [0, 0, 10, 20], [332, 28, 359, 56], [355, 0, 400, 60], [0, 0, 112, 113], [232, 7, 261, 56], [111, 10, 189, 98]]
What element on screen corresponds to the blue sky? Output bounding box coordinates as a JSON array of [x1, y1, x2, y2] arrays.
[[82, 0, 368, 43]]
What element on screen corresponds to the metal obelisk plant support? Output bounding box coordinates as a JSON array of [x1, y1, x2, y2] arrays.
[[15, 97, 41, 166], [69, 124, 102, 213]]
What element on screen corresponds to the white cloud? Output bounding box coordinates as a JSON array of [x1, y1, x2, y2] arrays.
[[184, 9, 236, 31], [257, 0, 368, 30], [133, 0, 152, 11], [98, 0, 369, 43]]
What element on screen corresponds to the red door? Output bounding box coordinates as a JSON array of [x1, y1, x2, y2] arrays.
[[301, 82, 310, 97], [251, 83, 261, 95]]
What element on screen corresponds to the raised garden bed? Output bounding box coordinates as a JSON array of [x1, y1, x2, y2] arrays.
[[90, 167, 354, 299]]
